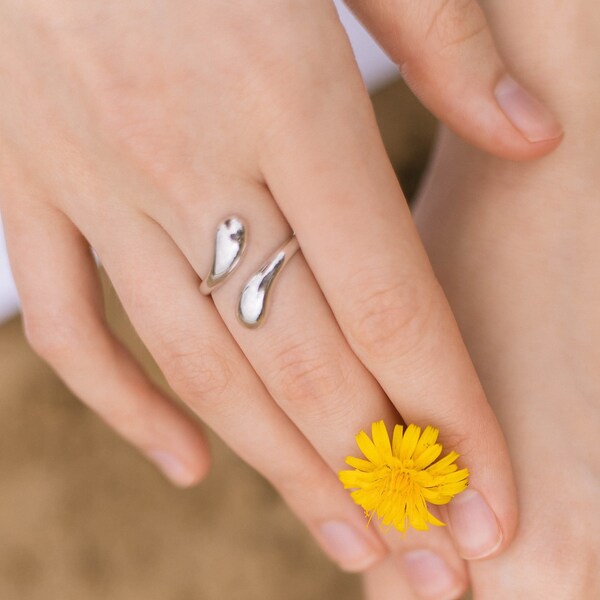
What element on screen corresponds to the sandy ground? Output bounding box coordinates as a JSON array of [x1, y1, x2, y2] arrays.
[[0, 81, 435, 600]]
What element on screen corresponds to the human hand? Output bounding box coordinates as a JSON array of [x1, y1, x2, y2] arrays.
[[365, 0, 600, 595], [347, 0, 563, 160], [0, 0, 529, 587], [367, 127, 600, 598]]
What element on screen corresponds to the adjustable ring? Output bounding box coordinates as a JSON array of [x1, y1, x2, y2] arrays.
[[199, 216, 247, 295], [199, 215, 300, 328], [238, 235, 300, 329]]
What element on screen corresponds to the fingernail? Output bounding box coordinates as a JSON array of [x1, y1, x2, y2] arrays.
[[447, 489, 503, 559], [494, 74, 563, 143], [148, 450, 197, 487], [402, 550, 463, 600], [318, 521, 382, 571]]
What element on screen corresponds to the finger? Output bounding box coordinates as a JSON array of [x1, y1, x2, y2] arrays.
[[261, 30, 518, 561], [1, 197, 210, 487], [345, 0, 562, 160], [84, 209, 387, 572], [363, 553, 466, 600], [363, 556, 419, 600], [153, 180, 470, 596], [157, 182, 400, 473]]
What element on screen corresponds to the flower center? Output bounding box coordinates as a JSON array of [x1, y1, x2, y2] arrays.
[[378, 460, 421, 498]]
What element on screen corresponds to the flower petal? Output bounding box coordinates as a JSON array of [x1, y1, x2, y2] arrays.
[[413, 425, 439, 460], [356, 430, 382, 465], [426, 510, 446, 527], [400, 424, 421, 461], [379, 494, 396, 525], [345, 456, 377, 472], [371, 420, 393, 461], [392, 501, 408, 532], [421, 487, 452, 504], [436, 481, 469, 496], [427, 451, 460, 475], [338, 470, 362, 489], [414, 443, 443, 470], [392, 424, 404, 458], [438, 468, 470, 484], [407, 496, 429, 531]]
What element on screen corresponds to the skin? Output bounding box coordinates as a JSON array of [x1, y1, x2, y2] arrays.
[[365, 0, 600, 596], [0, 0, 562, 596], [365, 130, 600, 599]]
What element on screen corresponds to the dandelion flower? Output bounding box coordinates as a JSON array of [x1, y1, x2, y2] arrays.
[[339, 421, 469, 533]]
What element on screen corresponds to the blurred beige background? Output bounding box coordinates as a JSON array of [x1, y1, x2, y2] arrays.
[[0, 81, 435, 600]]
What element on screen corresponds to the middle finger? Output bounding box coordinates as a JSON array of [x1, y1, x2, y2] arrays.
[[154, 179, 469, 593]]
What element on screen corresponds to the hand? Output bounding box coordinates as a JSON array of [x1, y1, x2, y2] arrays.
[[0, 0, 532, 586], [367, 127, 600, 598], [348, 0, 563, 159], [364, 0, 600, 595]]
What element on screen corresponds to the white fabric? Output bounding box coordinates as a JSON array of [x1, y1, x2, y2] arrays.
[[334, 1, 399, 91], [0, 216, 19, 322]]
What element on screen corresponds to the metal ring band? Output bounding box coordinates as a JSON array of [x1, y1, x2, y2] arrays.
[[199, 216, 247, 295], [238, 235, 300, 329], [199, 215, 300, 328]]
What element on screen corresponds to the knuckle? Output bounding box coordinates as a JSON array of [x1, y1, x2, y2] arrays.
[[347, 278, 436, 361], [274, 460, 334, 507], [272, 338, 347, 409], [427, 402, 480, 455], [439, 429, 474, 458], [426, 0, 488, 52], [161, 337, 233, 401]]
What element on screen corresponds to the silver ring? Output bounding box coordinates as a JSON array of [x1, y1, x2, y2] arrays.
[[238, 235, 300, 329], [199, 215, 300, 328], [199, 216, 247, 295]]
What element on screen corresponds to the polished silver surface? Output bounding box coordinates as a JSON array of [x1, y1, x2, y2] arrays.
[[199, 216, 246, 295], [238, 236, 300, 328]]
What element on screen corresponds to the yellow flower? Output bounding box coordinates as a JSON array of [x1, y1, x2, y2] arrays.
[[339, 421, 469, 533]]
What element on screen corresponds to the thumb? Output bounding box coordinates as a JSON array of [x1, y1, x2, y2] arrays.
[[345, 0, 563, 160]]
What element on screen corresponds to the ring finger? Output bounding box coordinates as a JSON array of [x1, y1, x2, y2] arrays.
[[78, 205, 388, 573]]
